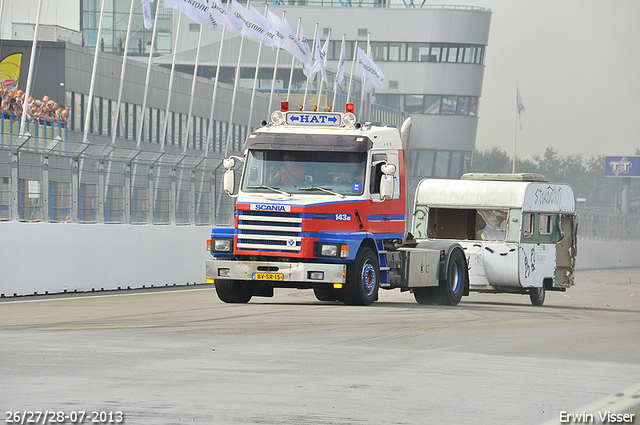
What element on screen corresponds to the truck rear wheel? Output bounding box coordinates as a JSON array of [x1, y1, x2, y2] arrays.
[[343, 247, 379, 306], [414, 286, 437, 305], [215, 279, 255, 303], [437, 248, 466, 306]]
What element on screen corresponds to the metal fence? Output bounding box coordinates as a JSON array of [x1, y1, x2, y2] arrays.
[[0, 132, 235, 226], [577, 208, 640, 241]]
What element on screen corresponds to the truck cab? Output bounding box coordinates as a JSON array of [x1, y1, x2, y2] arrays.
[[207, 104, 470, 306]]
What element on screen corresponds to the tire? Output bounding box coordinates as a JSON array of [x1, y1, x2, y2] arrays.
[[414, 286, 437, 305], [529, 285, 545, 306], [215, 279, 255, 303], [343, 247, 379, 306], [437, 248, 467, 306], [313, 287, 337, 302]]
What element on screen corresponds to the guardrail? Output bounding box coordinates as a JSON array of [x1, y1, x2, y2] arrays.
[[0, 133, 234, 226], [577, 208, 640, 241]]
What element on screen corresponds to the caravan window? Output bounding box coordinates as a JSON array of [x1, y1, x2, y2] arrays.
[[421, 207, 508, 241], [476, 209, 508, 241], [539, 214, 554, 235], [523, 213, 534, 239]]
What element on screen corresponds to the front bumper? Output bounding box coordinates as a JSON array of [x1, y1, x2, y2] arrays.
[[206, 259, 347, 284]]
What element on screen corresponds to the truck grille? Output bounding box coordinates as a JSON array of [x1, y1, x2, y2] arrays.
[[237, 210, 302, 252]]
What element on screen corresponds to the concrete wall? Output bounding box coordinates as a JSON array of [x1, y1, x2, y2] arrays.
[[0, 222, 212, 297], [575, 238, 640, 270], [1, 224, 637, 297]]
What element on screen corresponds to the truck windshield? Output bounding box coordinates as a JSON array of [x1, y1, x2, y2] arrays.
[[241, 150, 367, 196]]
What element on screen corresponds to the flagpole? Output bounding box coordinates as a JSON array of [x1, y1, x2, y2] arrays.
[[204, 0, 235, 158], [302, 23, 319, 110], [111, 0, 136, 146], [136, 2, 160, 148], [160, 12, 182, 151], [346, 39, 358, 107], [204, 28, 226, 156], [0, 0, 5, 38], [359, 33, 371, 121], [512, 82, 518, 173], [246, 4, 268, 138], [316, 29, 330, 110], [268, 11, 286, 113], [332, 34, 345, 111], [184, 24, 204, 153], [286, 18, 301, 103], [19, 0, 42, 135], [83, 0, 106, 143], [224, 0, 251, 157]]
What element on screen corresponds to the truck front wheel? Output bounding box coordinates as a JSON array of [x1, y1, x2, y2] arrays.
[[437, 248, 467, 306], [215, 279, 255, 303], [343, 247, 379, 306]]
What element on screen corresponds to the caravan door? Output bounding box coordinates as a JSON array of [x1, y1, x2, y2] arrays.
[[554, 214, 576, 287]]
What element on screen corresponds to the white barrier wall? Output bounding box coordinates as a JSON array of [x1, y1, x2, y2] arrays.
[[575, 238, 640, 270], [0, 222, 212, 297], [1, 224, 638, 297]]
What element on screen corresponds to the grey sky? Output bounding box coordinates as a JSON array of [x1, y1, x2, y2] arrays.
[[433, 0, 640, 160]]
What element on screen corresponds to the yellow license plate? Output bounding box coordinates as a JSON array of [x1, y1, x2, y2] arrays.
[[253, 272, 284, 281]]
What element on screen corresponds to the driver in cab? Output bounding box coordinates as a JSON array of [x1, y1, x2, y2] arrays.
[[270, 153, 304, 186]]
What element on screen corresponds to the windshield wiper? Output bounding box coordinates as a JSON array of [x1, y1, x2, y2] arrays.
[[299, 186, 346, 198], [247, 185, 291, 197]]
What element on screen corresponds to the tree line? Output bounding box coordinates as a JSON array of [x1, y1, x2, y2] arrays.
[[470, 146, 640, 209]]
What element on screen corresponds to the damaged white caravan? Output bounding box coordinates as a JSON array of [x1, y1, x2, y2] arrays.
[[412, 173, 577, 306]]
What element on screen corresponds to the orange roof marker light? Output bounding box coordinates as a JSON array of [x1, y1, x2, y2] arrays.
[[298, 104, 304, 110], [326, 105, 332, 111], [312, 105, 318, 111], [345, 103, 354, 114], [280, 101, 289, 112]]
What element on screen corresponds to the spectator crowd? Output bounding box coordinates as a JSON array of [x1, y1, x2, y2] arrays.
[[1, 88, 69, 125]]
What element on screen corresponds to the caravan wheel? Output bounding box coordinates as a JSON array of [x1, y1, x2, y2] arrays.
[[529, 285, 545, 306]]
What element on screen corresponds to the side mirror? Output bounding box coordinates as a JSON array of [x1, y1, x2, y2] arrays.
[[223, 168, 235, 195], [376, 162, 396, 201], [381, 163, 396, 175], [380, 175, 394, 200], [223, 158, 235, 169]]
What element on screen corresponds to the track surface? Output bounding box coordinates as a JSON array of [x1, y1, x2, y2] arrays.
[[1, 268, 640, 424]]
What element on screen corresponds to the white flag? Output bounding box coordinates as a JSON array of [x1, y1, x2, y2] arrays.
[[282, 23, 311, 70], [229, 0, 272, 45], [306, 36, 327, 81], [142, 0, 155, 30], [334, 40, 345, 91], [250, 4, 276, 46], [266, 10, 288, 49], [356, 47, 385, 89], [319, 35, 330, 83], [209, 0, 243, 33], [516, 88, 525, 129], [164, 0, 212, 29]]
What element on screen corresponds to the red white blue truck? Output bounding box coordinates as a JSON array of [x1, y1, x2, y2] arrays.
[[206, 103, 469, 306], [206, 103, 577, 306]]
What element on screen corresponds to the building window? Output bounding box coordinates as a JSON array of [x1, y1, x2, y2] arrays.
[[410, 149, 471, 181]]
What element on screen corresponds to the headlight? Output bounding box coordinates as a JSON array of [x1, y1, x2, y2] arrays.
[[318, 243, 349, 258], [343, 113, 356, 127], [271, 110, 285, 125], [321, 244, 339, 257], [213, 239, 233, 252]]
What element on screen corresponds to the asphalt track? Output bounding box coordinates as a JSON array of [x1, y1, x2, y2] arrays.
[[1, 268, 639, 425]]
